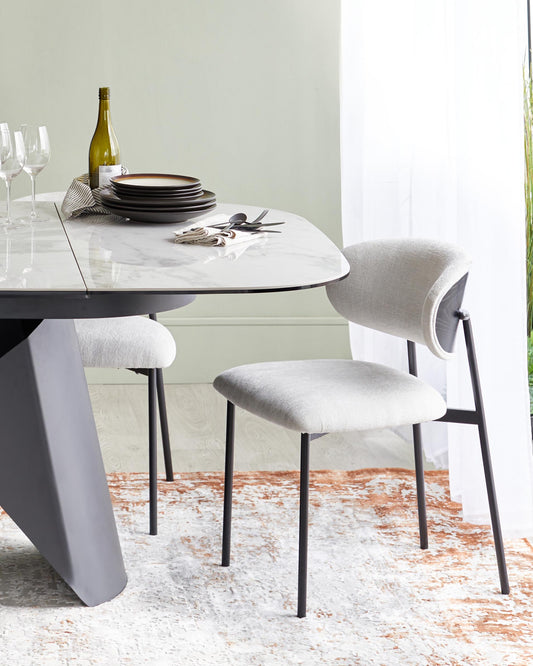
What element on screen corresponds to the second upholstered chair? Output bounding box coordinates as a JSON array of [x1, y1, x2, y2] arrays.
[[75, 313, 175, 536], [214, 238, 509, 617]]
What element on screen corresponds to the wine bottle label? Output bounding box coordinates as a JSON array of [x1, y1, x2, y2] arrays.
[[98, 164, 122, 187]]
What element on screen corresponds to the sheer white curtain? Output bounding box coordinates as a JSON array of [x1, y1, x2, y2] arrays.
[[340, 0, 533, 536]]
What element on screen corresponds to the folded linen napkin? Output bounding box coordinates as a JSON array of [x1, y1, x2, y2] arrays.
[[174, 225, 263, 247], [61, 170, 127, 218]]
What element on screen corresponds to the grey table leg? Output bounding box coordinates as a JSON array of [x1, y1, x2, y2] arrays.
[[0, 319, 127, 606]]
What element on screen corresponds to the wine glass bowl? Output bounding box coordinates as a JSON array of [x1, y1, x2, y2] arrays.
[[21, 125, 50, 219], [0, 126, 25, 226]]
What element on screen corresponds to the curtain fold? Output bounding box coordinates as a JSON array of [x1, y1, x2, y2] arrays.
[[340, 0, 533, 536]]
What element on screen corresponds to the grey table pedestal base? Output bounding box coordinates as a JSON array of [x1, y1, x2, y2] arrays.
[[0, 319, 126, 606]]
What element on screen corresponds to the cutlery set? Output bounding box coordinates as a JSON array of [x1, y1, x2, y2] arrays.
[[208, 210, 283, 233]]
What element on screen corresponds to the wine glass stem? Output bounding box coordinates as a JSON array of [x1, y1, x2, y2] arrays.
[[30, 175, 36, 218], [5, 179, 11, 223]]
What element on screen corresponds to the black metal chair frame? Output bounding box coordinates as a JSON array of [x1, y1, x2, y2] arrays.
[[130, 313, 174, 536], [220, 308, 510, 618]]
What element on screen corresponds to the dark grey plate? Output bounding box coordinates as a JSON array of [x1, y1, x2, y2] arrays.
[[102, 202, 217, 223], [111, 186, 204, 201], [102, 188, 216, 208], [102, 198, 216, 213]]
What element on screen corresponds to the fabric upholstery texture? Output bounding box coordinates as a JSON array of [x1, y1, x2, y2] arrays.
[[213, 359, 446, 433], [75, 316, 176, 369], [214, 239, 470, 434], [326, 238, 471, 359]]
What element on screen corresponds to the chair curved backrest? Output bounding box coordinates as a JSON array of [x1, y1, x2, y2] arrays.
[[326, 238, 472, 359]]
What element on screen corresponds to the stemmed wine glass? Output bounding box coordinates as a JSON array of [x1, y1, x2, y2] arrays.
[[0, 125, 25, 226], [21, 125, 50, 219]]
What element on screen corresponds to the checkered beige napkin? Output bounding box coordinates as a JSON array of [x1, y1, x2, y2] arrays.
[[61, 170, 127, 218]]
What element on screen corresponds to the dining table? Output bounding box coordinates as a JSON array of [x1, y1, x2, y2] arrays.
[[0, 197, 349, 606]]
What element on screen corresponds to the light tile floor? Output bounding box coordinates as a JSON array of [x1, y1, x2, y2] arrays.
[[88, 384, 431, 473]]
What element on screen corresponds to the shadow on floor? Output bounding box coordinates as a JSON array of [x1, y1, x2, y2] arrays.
[[0, 548, 82, 608]]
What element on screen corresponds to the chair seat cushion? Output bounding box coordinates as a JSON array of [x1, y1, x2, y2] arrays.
[[75, 316, 176, 369], [214, 359, 447, 433]]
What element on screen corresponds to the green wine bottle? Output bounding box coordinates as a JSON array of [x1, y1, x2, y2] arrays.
[[88, 87, 121, 189]]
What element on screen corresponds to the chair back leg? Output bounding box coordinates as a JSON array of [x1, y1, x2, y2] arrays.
[[148, 369, 158, 535], [222, 401, 235, 567], [412, 423, 428, 549], [148, 313, 174, 482], [407, 341, 429, 549], [460, 313, 509, 594], [156, 368, 174, 481], [298, 433, 310, 618]]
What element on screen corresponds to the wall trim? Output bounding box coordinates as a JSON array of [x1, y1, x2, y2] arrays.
[[158, 315, 346, 327], [85, 316, 350, 384]]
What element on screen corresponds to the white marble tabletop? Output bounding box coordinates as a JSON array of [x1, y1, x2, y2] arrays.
[[0, 201, 84, 292], [1, 200, 349, 295]]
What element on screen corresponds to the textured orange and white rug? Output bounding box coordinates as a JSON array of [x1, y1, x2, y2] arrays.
[[0, 469, 533, 665]]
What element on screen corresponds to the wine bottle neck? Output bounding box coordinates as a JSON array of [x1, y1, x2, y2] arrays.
[[97, 100, 112, 127]]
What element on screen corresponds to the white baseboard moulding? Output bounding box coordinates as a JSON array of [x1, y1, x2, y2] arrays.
[[84, 316, 350, 385]]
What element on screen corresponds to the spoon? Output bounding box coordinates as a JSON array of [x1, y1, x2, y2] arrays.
[[230, 209, 269, 226], [227, 210, 269, 228], [207, 213, 246, 231], [210, 209, 270, 230], [227, 212, 247, 226]]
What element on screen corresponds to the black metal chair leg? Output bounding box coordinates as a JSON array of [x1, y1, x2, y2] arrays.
[[460, 313, 509, 594], [298, 433, 310, 618], [148, 313, 174, 481], [412, 423, 428, 549], [407, 341, 429, 549], [156, 368, 174, 482], [222, 401, 235, 567], [148, 313, 174, 482], [148, 369, 158, 535]]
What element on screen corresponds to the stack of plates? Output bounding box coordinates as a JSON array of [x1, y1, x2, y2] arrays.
[[100, 173, 216, 223]]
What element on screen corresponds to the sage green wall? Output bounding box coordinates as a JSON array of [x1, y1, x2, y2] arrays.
[[2, 0, 349, 382]]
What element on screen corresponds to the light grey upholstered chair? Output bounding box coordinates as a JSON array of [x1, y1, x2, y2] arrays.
[[75, 313, 176, 536], [214, 238, 509, 618]]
